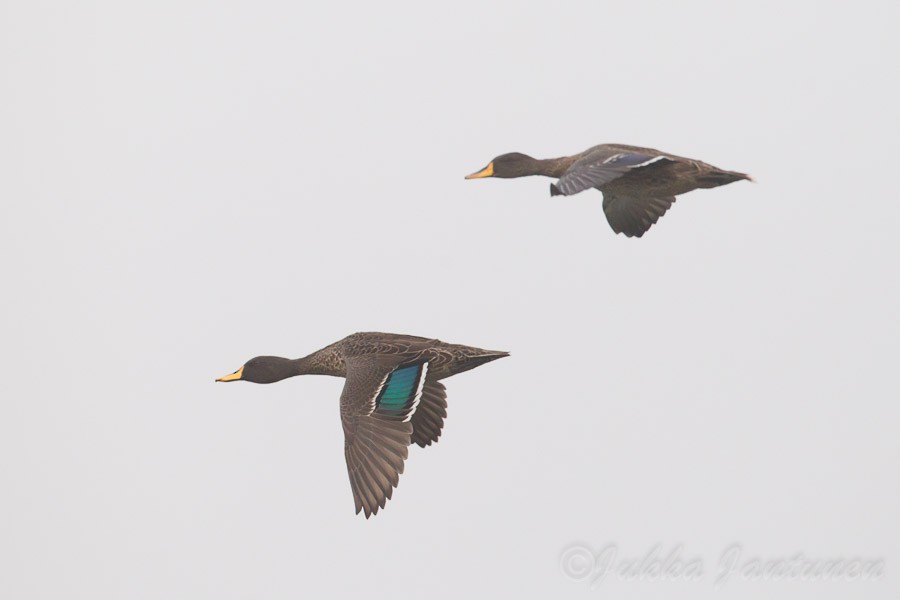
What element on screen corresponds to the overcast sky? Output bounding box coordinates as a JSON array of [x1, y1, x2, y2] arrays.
[[2, 1, 899, 598]]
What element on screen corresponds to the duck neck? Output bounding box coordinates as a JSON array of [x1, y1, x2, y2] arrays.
[[528, 156, 576, 178], [290, 349, 342, 377]]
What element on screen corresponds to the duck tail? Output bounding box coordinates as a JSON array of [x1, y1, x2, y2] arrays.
[[448, 350, 510, 377], [550, 183, 563, 197], [697, 168, 753, 189]]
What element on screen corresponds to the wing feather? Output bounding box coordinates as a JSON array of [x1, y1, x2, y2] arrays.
[[411, 380, 448, 448], [602, 193, 676, 238], [553, 153, 673, 196], [340, 357, 428, 517]]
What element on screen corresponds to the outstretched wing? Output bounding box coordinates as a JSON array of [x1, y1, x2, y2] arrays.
[[602, 193, 676, 238], [411, 380, 447, 448], [551, 153, 672, 197], [340, 356, 429, 518]]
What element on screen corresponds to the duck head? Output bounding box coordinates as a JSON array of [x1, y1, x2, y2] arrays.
[[465, 152, 537, 179], [216, 356, 297, 384]]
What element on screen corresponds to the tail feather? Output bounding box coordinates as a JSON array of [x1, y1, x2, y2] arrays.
[[448, 351, 509, 377], [697, 169, 753, 188]]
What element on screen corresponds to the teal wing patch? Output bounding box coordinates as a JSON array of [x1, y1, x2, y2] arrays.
[[374, 362, 429, 421]]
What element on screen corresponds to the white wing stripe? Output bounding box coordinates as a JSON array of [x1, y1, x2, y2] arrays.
[[403, 362, 429, 423], [366, 372, 390, 416], [631, 156, 667, 168]]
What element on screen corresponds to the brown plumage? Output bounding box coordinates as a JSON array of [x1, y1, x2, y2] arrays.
[[216, 332, 508, 518], [466, 143, 752, 237]]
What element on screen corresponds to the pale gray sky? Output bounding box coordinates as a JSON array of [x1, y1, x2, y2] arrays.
[[2, 0, 898, 598]]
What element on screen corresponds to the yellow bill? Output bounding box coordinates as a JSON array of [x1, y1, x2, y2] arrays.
[[465, 162, 494, 179], [216, 365, 244, 382]]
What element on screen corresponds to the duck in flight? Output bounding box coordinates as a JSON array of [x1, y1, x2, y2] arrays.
[[216, 332, 508, 518], [466, 143, 751, 238]]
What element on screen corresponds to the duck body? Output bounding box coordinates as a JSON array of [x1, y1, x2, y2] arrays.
[[467, 143, 751, 238], [304, 332, 507, 379], [216, 332, 508, 518]]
